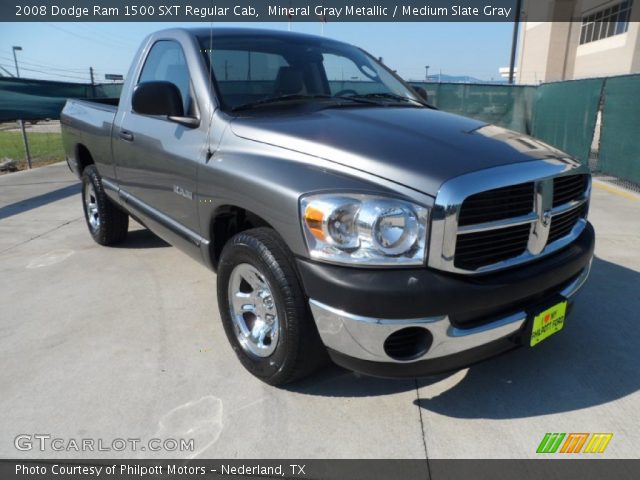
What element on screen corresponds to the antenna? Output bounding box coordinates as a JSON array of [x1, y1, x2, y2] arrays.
[[204, 16, 215, 162]]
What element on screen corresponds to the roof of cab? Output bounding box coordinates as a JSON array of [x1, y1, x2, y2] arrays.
[[161, 27, 345, 44]]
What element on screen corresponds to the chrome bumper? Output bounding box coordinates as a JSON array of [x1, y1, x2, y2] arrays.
[[309, 262, 591, 364]]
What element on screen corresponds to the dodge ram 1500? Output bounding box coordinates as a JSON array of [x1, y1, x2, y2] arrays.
[[61, 28, 594, 385]]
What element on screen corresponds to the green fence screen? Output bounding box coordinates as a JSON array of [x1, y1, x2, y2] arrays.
[[598, 75, 640, 184], [530, 78, 604, 165], [0, 78, 122, 122], [1, 74, 638, 185], [411, 82, 536, 134]]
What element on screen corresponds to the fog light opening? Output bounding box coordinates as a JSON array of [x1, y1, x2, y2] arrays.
[[383, 327, 433, 361]]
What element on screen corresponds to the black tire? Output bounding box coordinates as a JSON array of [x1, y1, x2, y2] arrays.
[[217, 227, 328, 385], [82, 165, 129, 245]]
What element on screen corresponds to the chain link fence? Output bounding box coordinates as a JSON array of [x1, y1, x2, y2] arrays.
[[0, 78, 122, 122], [0, 121, 65, 171], [0, 75, 638, 186], [597, 75, 640, 187], [411, 75, 640, 186], [410, 82, 536, 135]]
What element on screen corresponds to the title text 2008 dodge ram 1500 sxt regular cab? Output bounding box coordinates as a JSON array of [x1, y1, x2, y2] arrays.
[[61, 28, 594, 385]]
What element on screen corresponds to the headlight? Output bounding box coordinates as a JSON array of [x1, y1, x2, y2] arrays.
[[300, 194, 429, 266]]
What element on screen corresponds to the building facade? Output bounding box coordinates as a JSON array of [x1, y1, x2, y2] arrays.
[[517, 0, 639, 83]]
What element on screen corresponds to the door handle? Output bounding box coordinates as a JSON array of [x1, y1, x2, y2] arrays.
[[119, 130, 134, 141]]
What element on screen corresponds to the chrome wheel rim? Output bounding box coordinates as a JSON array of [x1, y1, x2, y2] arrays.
[[228, 263, 279, 358], [84, 183, 100, 231]]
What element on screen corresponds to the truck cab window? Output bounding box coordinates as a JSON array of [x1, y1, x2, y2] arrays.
[[138, 40, 196, 116], [200, 36, 418, 111], [206, 49, 291, 107], [323, 53, 375, 95]]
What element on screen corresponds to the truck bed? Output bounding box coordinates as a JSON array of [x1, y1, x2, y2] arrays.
[[84, 97, 120, 107], [60, 98, 119, 178]]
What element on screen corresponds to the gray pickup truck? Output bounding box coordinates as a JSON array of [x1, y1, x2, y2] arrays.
[[61, 28, 594, 385]]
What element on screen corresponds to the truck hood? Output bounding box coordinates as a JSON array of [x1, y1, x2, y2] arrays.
[[230, 107, 568, 195]]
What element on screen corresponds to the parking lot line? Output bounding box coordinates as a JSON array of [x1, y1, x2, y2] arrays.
[[593, 179, 640, 202]]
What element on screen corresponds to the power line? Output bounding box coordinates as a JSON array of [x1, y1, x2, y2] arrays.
[[44, 23, 136, 52], [0, 65, 15, 77], [0, 52, 123, 82], [77, 22, 142, 44], [0, 63, 91, 81], [0, 49, 105, 72], [74, 23, 138, 49], [0, 55, 94, 74], [0, 52, 122, 82]]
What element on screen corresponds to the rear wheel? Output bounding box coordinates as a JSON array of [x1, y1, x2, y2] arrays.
[[217, 228, 327, 385], [82, 165, 128, 245]]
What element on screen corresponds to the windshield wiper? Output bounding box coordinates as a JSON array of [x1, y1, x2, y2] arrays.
[[232, 94, 335, 112], [231, 94, 383, 112], [342, 92, 427, 107]]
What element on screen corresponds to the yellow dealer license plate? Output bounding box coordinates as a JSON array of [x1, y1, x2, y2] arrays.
[[530, 301, 567, 347]]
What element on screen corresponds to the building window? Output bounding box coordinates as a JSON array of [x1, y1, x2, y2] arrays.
[[580, 0, 633, 45]]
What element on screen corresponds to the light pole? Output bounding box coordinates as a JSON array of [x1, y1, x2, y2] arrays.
[[425, 65, 430, 81], [12, 46, 22, 77], [12, 45, 31, 169], [508, 0, 523, 84]]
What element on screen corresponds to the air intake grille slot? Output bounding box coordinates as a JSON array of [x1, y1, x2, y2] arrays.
[[458, 182, 534, 226], [454, 224, 531, 270], [553, 174, 588, 207], [548, 204, 586, 244]]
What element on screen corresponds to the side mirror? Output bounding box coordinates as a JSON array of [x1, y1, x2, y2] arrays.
[[413, 86, 428, 102], [132, 81, 184, 116], [132, 82, 199, 127]]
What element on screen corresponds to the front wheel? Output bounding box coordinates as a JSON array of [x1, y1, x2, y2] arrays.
[[217, 228, 327, 385], [82, 165, 129, 245]]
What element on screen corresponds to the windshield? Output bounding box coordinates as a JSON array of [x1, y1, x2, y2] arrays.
[[199, 34, 420, 111]]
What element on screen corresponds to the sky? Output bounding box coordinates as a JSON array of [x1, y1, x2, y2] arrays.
[[0, 22, 514, 83]]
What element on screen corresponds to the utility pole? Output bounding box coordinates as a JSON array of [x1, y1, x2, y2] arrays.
[[13, 46, 31, 169], [508, 0, 523, 84], [89, 66, 96, 97]]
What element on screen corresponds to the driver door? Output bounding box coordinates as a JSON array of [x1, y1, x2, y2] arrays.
[[113, 40, 202, 234]]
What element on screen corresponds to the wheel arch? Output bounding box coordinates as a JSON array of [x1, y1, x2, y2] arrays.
[[207, 205, 277, 272], [75, 143, 94, 175]]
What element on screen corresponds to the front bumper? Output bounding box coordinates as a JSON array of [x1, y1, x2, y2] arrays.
[[298, 222, 594, 377]]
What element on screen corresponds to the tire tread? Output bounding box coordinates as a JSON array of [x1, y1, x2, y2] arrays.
[[82, 165, 128, 245], [217, 227, 327, 385]]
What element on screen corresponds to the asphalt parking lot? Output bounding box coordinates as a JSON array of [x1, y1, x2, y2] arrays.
[[1, 162, 639, 460]]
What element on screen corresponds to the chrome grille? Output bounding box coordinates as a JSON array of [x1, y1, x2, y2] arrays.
[[454, 224, 530, 270], [458, 183, 534, 226], [553, 174, 589, 207], [428, 161, 591, 275], [548, 203, 587, 244]]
